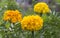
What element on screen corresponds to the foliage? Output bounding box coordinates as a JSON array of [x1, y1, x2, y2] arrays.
[[0, 0, 60, 38], [56, 0, 60, 3]]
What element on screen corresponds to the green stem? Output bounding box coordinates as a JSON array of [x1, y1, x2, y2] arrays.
[[32, 31, 34, 38]]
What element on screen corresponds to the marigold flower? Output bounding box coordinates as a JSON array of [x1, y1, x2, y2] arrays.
[[21, 15, 43, 31], [34, 2, 50, 13], [3, 10, 22, 23]]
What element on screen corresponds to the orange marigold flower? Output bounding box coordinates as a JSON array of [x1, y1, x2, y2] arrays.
[[3, 10, 22, 23]]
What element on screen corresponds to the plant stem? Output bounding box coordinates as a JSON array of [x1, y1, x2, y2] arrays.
[[32, 31, 35, 38]]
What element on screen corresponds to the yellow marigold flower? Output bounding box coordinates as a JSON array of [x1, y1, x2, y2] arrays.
[[34, 2, 50, 13], [21, 15, 43, 31], [3, 10, 22, 23]]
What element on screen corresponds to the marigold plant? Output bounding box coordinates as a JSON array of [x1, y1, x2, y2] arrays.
[[21, 15, 43, 31], [3, 10, 22, 23], [34, 2, 50, 13]]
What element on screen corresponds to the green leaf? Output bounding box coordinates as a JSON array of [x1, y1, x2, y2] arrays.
[[0, 34, 2, 38], [5, 21, 10, 29]]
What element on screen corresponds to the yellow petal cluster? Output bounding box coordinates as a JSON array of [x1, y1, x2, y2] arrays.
[[34, 2, 50, 13], [21, 15, 43, 31], [3, 10, 22, 23]]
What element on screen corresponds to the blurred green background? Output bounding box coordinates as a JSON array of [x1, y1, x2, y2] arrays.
[[0, 0, 60, 38]]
